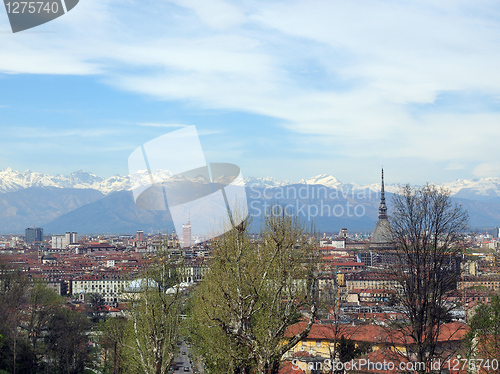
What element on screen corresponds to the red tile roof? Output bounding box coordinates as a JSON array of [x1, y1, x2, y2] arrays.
[[285, 321, 468, 345], [279, 361, 304, 374]]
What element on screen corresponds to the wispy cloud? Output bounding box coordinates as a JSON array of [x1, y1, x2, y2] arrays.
[[136, 124, 222, 137], [445, 162, 466, 171], [137, 123, 188, 128], [168, 0, 247, 30], [2, 0, 500, 181], [10, 127, 118, 139], [474, 162, 500, 178]]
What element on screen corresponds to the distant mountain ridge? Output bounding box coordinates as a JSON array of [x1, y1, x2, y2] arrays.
[[38, 186, 500, 234], [0, 187, 104, 233], [0, 168, 127, 194], [0, 168, 173, 195], [2, 168, 500, 200], [0, 175, 500, 234]]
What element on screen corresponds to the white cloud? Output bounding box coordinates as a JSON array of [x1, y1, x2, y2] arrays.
[[474, 162, 500, 177], [138, 123, 187, 128], [446, 163, 466, 170], [0, 45, 101, 75], [10, 127, 118, 138], [252, 0, 500, 98], [2, 0, 500, 180], [168, 0, 247, 30]]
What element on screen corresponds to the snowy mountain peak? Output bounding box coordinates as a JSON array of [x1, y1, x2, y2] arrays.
[[298, 173, 341, 188], [0, 168, 126, 194], [441, 177, 500, 198], [241, 176, 291, 188], [2, 168, 500, 200]]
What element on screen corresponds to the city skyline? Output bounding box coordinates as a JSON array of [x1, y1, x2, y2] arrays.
[[2, 1, 500, 185]]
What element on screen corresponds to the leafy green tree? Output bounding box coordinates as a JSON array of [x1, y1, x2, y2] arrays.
[[337, 335, 369, 367], [27, 283, 62, 350], [189, 285, 253, 373], [99, 317, 128, 374], [466, 296, 500, 373], [23, 281, 63, 372], [190, 209, 319, 374], [45, 307, 92, 374], [124, 252, 183, 374], [0, 263, 31, 374]]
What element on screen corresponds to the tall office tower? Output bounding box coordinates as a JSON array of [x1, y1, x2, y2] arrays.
[[493, 227, 500, 239], [26, 227, 43, 244], [136, 230, 144, 241], [65, 232, 77, 245], [183, 220, 192, 248]]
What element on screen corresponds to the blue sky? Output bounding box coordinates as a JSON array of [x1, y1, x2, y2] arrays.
[[1, 0, 500, 185]]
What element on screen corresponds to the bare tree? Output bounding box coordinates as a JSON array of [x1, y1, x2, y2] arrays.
[[388, 184, 468, 372]]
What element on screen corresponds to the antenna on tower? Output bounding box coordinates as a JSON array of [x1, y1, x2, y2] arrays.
[[378, 167, 387, 220]]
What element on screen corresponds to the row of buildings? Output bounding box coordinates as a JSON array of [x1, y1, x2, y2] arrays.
[[2, 170, 500, 374]]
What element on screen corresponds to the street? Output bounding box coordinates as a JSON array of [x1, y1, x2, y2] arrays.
[[170, 340, 203, 374]]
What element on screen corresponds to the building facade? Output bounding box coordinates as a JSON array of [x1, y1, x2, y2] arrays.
[[52, 235, 66, 249], [71, 273, 133, 304], [65, 232, 77, 245], [183, 220, 192, 248], [26, 227, 43, 244]]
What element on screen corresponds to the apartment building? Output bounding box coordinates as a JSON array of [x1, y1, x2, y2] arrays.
[[71, 273, 134, 304], [345, 271, 399, 292]]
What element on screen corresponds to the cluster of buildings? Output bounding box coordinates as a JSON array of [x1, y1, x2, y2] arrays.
[[278, 170, 500, 373], [2, 170, 500, 373], [0, 226, 208, 308], [1, 171, 499, 313]]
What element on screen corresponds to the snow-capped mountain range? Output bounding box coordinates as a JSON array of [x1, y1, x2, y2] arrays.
[[0, 168, 174, 195], [2, 168, 500, 199]]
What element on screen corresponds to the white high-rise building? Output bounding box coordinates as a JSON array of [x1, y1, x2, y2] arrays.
[[65, 232, 77, 245], [52, 235, 66, 249], [51, 232, 77, 249]]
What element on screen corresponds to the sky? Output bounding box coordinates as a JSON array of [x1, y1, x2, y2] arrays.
[[1, 0, 500, 185]]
